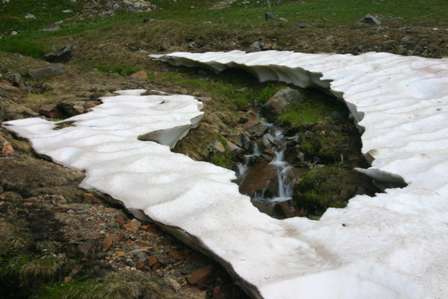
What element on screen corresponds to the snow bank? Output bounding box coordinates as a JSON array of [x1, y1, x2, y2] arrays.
[[3, 50, 448, 299], [150, 51, 448, 299]]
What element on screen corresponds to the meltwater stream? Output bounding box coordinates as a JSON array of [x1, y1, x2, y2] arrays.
[[237, 124, 294, 204], [268, 129, 293, 203]]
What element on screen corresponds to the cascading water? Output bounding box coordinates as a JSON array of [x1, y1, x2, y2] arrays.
[[238, 124, 294, 204], [267, 129, 293, 203], [237, 141, 261, 178]]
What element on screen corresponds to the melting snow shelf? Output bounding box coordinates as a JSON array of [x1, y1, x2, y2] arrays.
[[4, 51, 448, 299]]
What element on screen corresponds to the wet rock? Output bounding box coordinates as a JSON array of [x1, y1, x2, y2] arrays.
[[238, 134, 252, 151], [239, 160, 277, 196], [57, 101, 86, 117], [272, 199, 298, 218], [359, 14, 381, 26], [246, 122, 268, 137], [39, 104, 61, 118], [187, 265, 213, 286], [264, 87, 304, 115], [29, 64, 65, 80], [44, 46, 73, 63]]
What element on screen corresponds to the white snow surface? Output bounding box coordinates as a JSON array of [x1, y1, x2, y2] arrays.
[[3, 51, 448, 299]]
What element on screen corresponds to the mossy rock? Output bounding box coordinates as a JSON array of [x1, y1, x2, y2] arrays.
[[299, 123, 367, 167], [293, 166, 379, 218]]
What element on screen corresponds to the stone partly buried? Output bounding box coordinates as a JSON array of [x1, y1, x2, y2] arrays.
[[28, 64, 65, 80]]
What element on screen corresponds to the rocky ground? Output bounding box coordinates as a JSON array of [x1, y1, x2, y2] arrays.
[[1, 0, 447, 298]]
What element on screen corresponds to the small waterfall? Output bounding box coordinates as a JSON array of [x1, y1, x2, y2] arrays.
[[270, 148, 293, 203], [237, 120, 296, 206], [237, 141, 261, 178]]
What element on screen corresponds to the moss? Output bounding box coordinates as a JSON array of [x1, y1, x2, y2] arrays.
[[210, 151, 234, 169], [278, 90, 346, 127], [37, 271, 176, 299], [299, 122, 366, 166], [294, 166, 379, 218]]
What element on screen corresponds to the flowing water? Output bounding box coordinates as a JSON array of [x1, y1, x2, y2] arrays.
[[238, 124, 294, 204]]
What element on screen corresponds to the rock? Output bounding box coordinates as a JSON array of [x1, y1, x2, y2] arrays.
[[249, 40, 263, 51], [124, 219, 141, 233], [139, 124, 193, 149], [211, 140, 226, 153], [264, 12, 275, 21], [39, 104, 61, 118], [0, 79, 22, 98], [42, 25, 61, 32], [239, 160, 277, 196], [226, 141, 241, 153], [147, 255, 160, 268], [130, 70, 148, 80], [84, 100, 101, 110], [246, 122, 268, 137], [264, 87, 304, 115], [115, 213, 127, 226], [0, 99, 38, 120], [238, 134, 252, 151], [296, 21, 307, 29], [102, 234, 119, 251], [273, 199, 298, 218], [10, 31, 18, 36], [29, 64, 65, 80], [359, 14, 381, 26], [187, 265, 213, 285], [44, 46, 73, 63], [165, 276, 182, 292], [57, 101, 86, 117], [1, 137, 14, 156], [24, 13, 36, 19]]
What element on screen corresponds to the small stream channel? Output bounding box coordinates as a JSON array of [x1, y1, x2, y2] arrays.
[[228, 86, 393, 219]]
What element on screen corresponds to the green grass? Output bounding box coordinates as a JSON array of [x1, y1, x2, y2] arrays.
[[156, 69, 282, 109], [1, 0, 447, 59], [278, 98, 342, 127], [0, 0, 78, 34], [0, 36, 48, 58], [148, 0, 448, 26]]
